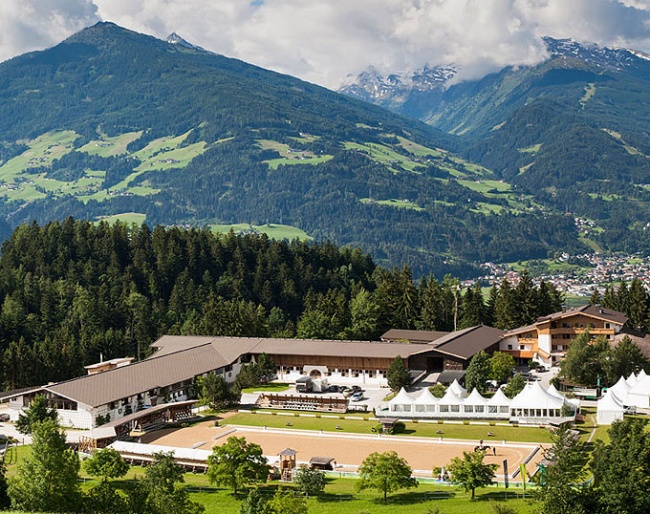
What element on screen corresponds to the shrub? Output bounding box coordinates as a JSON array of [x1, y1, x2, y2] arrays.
[[463, 420, 470, 425], [392, 421, 406, 434], [437, 420, 444, 424]]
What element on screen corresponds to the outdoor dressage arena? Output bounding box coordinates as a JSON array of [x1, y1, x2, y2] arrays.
[[140, 420, 544, 478]]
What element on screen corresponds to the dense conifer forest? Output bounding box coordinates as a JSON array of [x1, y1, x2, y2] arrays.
[[0, 218, 575, 390]]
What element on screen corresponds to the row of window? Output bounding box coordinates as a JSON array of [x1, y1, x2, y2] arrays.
[[392, 404, 510, 414]]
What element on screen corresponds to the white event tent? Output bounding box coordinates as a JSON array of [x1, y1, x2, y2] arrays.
[[380, 381, 576, 424], [617, 370, 650, 409], [596, 389, 625, 425]]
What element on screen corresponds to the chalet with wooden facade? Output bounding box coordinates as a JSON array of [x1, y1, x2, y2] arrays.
[[500, 305, 627, 365]]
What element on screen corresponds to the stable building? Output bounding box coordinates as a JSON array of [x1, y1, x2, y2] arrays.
[[2, 326, 505, 430]]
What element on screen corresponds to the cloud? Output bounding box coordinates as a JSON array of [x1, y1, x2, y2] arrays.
[[1, 1, 649, 88], [0, 0, 98, 62]]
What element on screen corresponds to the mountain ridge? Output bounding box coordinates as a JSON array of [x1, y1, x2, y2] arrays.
[[0, 23, 588, 277]]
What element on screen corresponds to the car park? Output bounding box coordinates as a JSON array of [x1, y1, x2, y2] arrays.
[[350, 391, 364, 402]]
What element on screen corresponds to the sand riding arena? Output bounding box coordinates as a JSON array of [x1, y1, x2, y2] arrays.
[[139, 419, 544, 479]]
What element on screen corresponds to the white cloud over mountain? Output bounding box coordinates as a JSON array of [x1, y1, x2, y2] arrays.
[[0, 0, 648, 88]]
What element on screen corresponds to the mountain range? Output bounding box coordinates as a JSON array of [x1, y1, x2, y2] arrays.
[[341, 37, 650, 260], [0, 23, 644, 277]]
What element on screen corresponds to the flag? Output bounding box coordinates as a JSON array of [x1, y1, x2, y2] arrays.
[[520, 463, 527, 490]]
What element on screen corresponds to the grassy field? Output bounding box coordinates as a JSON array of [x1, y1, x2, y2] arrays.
[[95, 212, 147, 225], [226, 412, 555, 443], [210, 223, 312, 241], [360, 198, 425, 211], [242, 383, 291, 394], [258, 139, 334, 170], [78, 131, 142, 157]]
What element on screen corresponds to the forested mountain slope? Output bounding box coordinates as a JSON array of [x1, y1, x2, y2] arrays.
[[341, 38, 650, 256], [0, 23, 583, 276]]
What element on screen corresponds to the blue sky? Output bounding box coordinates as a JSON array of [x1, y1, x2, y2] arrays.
[[1, 0, 649, 88]]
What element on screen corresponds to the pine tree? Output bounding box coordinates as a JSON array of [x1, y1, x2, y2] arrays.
[[387, 356, 411, 392], [465, 350, 492, 394]]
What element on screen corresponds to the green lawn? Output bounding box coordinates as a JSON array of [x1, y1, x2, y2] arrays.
[[241, 383, 291, 394], [227, 412, 555, 443]]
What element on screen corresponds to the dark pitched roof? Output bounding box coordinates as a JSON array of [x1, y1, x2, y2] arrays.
[[46, 344, 232, 408], [430, 325, 505, 360], [381, 329, 449, 344], [613, 329, 650, 359], [535, 305, 627, 326]]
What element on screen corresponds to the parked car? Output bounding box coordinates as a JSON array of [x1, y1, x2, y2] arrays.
[[350, 391, 364, 401]]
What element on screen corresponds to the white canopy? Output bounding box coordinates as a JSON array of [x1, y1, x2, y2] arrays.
[[448, 379, 467, 399], [626, 373, 650, 409], [390, 387, 414, 405], [626, 372, 638, 387], [487, 388, 511, 406], [597, 389, 625, 425], [413, 388, 439, 404], [439, 388, 464, 405], [609, 376, 631, 402], [509, 382, 566, 410], [546, 384, 564, 400], [464, 388, 488, 405]]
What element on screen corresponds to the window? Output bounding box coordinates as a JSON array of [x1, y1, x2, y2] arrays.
[[562, 334, 570, 339], [439, 405, 449, 413], [519, 345, 526, 350], [507, 344, 513, 350], [605, 323, 611, 329], [451, 405, 460, 413]]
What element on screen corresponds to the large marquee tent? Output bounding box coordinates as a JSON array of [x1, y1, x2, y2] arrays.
[[596, 389, 625, 425], [379, 380, 577, 425], [604, 370, 650, 410]]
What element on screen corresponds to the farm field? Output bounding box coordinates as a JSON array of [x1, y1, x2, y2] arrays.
[[210, 223, 312, 241]]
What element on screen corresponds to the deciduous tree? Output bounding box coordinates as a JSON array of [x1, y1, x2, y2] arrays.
[[356, 451, 417, 502], [207, 436, 269, 494], [293, 464, 326, 497], [503, 372, 526, 399], [268, 487, 309, 514], [446, 450, 497, 500], [490, 352, 516, 384], [140, 451, 204, 514]]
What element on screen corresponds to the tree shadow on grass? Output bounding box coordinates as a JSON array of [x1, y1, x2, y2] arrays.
[[473, 490, 535, 503]]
